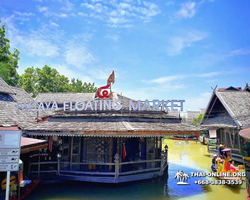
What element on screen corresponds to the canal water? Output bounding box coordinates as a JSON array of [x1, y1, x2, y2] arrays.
[[25, 140, 246, 200]]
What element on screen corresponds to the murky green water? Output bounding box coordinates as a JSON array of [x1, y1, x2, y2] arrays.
[[25, 140, 246, 200]]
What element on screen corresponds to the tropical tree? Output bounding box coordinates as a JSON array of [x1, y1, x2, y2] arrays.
[[19, 65, 97, 97], [192, 114, 203, 126], [70, 78, 97, 93], [19, 67, 37, 95], [0, 20, 20, 86]]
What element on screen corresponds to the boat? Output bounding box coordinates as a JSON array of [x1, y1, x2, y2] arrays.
[[210, 149, 244, 186], [209, 168, 244, 187]]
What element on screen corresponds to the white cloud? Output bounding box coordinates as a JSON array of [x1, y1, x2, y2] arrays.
[[195, 48, 250, 67], [50, 21, 59, 27], [104, 34, 120, 41], [229, 48, 250, 56], [118, 3, 132, 10], [37, 6, 48, 12], [167, 30, 207, 56], [14, 11, 35, 17], [81, 3, 107, 13], [142, 2, 161, 17], [72, 33, 93, 43], [146, 71, 222, 85], [175, 1, 196, 19], [61, 0, 74, 12], [25, 36, 59, 57], [184, 92, 211, 111], [2, 16, 59, 57], [79, 1, 160, 27], [148, 75, 186, 84], [13, 11, 35, 23], [78, 12, 88, 17], [196, 72, 221, 77], [37, 6, 68, 18], [56, 13, 68, 18], [109, 17, 130, 24], [64, 43, 95, 69], [88, 67, 116, 80], [151, 83, 186, 92], [55, 65, 94, 83]]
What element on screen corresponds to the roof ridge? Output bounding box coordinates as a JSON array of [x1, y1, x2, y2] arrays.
[[0, 77, 16, 94]]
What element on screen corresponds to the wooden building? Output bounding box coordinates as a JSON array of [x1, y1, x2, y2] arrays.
[[23, 92, 201, 183], [201, 86, 250, 162], [0, 76, 201, 183]]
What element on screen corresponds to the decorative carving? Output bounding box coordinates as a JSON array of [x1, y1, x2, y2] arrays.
[[97, 71, 115, 99]]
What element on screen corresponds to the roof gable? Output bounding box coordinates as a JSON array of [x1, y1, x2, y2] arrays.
[[201, 90, 250, 127], [0, 77, 15, 94]]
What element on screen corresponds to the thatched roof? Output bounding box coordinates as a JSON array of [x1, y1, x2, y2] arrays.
[[216, 91, 250, 127], [0, 83, 51, 126], [35, 92, 95, 104], [24, 121, 201, 137], [201, 113, 237, 128], [0, 77, 15, 94], [9, 86, 33, 102], [201, 90, 250, 128]]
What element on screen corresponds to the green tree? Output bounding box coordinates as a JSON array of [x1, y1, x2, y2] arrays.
[[70, 78, 97, 93], [192, 114, 203, 126], [0, 20, 20, 86], [19, 65, 97, 96], [0, 63, 10, 83], [19, 67, 37, 96]]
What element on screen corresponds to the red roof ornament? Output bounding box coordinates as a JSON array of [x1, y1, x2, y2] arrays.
[[97, 71, 115, 99]]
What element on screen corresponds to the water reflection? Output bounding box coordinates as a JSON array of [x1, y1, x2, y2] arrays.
[[25, 140, 245, 200]]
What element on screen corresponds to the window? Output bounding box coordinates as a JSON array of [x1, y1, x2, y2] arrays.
[[0, 93, 15, 102]]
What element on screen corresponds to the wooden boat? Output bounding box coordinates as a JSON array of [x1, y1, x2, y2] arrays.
[[10, 179, 41, 200]]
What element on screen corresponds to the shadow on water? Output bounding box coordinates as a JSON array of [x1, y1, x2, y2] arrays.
[[25, 163, 211, 200]]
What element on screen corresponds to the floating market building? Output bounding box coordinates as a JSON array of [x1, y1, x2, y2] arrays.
[[0, 73, 201, 184]]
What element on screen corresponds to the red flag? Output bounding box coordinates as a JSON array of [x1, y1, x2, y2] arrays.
[[122, 143, 126, 159], [49, 137, 53, 152]]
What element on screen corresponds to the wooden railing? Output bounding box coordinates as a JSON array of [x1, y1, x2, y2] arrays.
[[29, 149, 168, 180]]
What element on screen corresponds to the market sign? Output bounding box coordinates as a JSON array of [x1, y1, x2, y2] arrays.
[[16, 70, 185, 113], [17, 99, 185, 113]]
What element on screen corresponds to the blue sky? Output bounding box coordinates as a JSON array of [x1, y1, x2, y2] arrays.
[[1, 0, 250, 112]]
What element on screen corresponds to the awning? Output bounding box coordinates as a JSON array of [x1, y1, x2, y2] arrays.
[[24, 121, 201, 137], [239, 127, 250, 142], [21, 137, 47, 154]]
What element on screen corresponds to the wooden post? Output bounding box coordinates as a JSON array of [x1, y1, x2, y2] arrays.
[[28, 158, 31, 178], [160, 151, 164, 176], [70, 137, 73, 170], [38, 152, 40, 178], [18, 168, 20, 200], [163, 144, 168, 175], [57, 153, 61, 176], [114, 153, 120, 180]]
